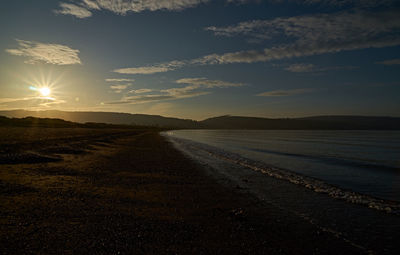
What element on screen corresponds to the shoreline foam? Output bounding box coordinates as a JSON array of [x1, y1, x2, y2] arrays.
[[166, 135, 400, 215]]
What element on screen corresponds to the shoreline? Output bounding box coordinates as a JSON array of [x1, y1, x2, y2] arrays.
[[164, 134, 400, 215], [0, 129, 395, 254], [167, 133, 400, 254]]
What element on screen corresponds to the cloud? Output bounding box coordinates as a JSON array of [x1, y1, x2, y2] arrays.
[[200, 9, 400, 64], [6, 39, 81, 65], [175, 77, 243, 88], [110, 84, 129, 90], [105, 78, 135, 82], [113, 61, 186, 75], [110, 83, 131, 93], [115, 9, 400, 74], [55, 0, 393, 19], [0, 97, 35, 104], [54, 3, 93, 18], [245, 0, 395, 7], [376, 59, 400, 65], [193, 37, 400, 65], [284, 63, 358, 72], [227, 0, 261, 4], [54, 0, 209, 18], [205, 9, 400, 43], [162, 78, 243, 97], [129, 88, 153, 94], [285, 63, 315, 73], [120, 91, 210, 104], [106, 79, 134, 93], [39, 98, 67, 107], [82, 0, 101, 10], [257, 88, 314, 97], [0, 96, 66, 107], [106, 77, 242, 104]]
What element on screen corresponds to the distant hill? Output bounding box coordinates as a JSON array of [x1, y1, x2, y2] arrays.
[[0, 110, 200, 129], [0, 115, 147, 129], [1, 110, 399, 130], [200, 115, 400, 130]]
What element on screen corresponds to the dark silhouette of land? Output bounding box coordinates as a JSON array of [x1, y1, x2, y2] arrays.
[[0, 110, 199, 129], [1, 110, 400, 129], [0, 121, 364, 254], [1, 117, 399, 254], [0, 115, 153, 129], [201, 115, 400, 130]]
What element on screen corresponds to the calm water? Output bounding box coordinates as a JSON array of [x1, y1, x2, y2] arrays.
[[165, 130, 400, 202]]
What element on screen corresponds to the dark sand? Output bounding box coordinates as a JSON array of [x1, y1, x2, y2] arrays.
[[1, 128, 365, 254]]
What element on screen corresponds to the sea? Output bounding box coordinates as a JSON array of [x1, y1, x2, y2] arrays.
[[162, 130, 400, 253], [163, 130, 400, 204]]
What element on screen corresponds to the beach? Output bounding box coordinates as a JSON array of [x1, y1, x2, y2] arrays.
[[0, 127, 393, 254]]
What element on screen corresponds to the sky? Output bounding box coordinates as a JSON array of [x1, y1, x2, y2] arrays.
[[0, 0, 399, 120]]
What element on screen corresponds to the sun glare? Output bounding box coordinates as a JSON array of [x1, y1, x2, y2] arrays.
[[39, 87, 51, 97]]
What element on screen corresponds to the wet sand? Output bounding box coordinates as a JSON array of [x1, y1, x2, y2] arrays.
[[1, 128, 367, 254]]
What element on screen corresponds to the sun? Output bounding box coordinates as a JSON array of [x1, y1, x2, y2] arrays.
[[39, 87, 51, 97]]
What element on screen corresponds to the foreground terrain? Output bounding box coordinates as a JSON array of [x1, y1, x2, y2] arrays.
[[0, 126, 368, 254]]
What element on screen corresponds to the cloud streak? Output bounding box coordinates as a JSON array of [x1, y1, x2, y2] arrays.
[[6, 39, 81, 65], [54, 3, 93, 18], [257, 88, 314, 97], [176, 77, 243, 88], [106, 77, 243, 104], [55, 0, 394, 19], [236, 0, 396, 7], [128, 88, 153, 94], [284, 63, 358, 73], [110, 84, 131, 93], [0, 96, 66, 107], [205, 9, 400, 44], [55, 0, 210, 18], [113, 61, 186, 74], [105, 78, 135, 82], [285, 63, 315, 73], [115, 9, 400, 73], [376, 59, 400, 66]]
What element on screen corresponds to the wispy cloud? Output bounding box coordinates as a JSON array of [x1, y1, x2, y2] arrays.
[[55, 0, 209, 18], [82, 0, 101, 10], [243, 0, 395, 7], [55, 0, 393, 19], [205, 9, 400, 45], [227, 0, 261, 4], [284, 63, 358, 73], [376, 58, 400, 66], [116, 91, 210, 104], [110, 85, 130, 90], [257, 88, 314, 97], [193, 36, 400, 65], [176, 77, 243, 88], [128, 88, 153, 94], [110, 84, 131, 93], [39, 98, 67, 107], [0, 96, 66, 107], [115, 9, 400, 73], [105, 78, 135, 82], [54, 3, 93, 18], [285, 63, 315, 73], [6, 39, 81, 65], [106, 77, 243, 104], [113, 61, 186, 75], [0, 97, 36, 104]]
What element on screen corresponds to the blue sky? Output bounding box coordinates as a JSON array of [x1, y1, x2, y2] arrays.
[[0, 0, 399, 120]]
